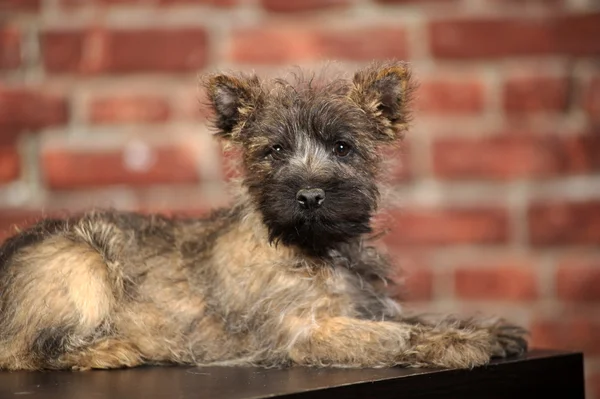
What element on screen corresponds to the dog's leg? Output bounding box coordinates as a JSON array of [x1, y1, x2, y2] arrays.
[[57, 339, 144, 370], [396, 313, 529, 359], [285, 316, 496, 369]]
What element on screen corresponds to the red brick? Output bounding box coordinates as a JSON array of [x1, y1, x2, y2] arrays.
[[108, 29, 207, 73], [591, 373, 600, 399], [383, 207, 509, 247], [454, 261, 538, 301], [179, 87, 214, 121], [41, 30, 85, 73], [220, 148, 243, 181], [556, 259, 600, 302], [404, 268, 433, 301], [61, 0, 236, 5], [433, 133, 600, 180], [504, 76, 568, 113], [380, 145, 411, 183], [430, 18, 551, 59], [415, 79, 485, 114], [385, 252, 433, 301], [387, 157, 411, 182], [430, 14, 600, 59], [542, 133, 600, 172], [0, 146, 19, 183], [0, 210, 46, 243], [2, 0, 40, 11], [490, 0, 562, 3], [42, 144, 201, 189], [158, 0, 237, 5], [376, 0, 459, 4], [554, 13, 600, 56], [530, 318, 600, 355], [528, 200, 600, 246], [392, 268, 434, 302], [261, 0, 348, 12], [90, 95, 171, 124], [0, 27, 21, 70], [584, 77, 600, 123], [0, 88, 69, 144], [231, 26, 408, 64], [42, 28, 208, 73]]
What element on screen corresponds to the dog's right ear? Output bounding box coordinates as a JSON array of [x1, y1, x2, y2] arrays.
[[204, 73, 261, 142]]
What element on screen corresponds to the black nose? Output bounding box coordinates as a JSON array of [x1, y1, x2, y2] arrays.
[[296, 188, 325, 210]]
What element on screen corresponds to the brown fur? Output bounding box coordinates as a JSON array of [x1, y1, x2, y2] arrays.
[[0, 61, 527, 371]]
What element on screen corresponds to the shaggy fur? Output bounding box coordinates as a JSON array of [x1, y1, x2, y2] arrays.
[[0, 61, 527, 371]]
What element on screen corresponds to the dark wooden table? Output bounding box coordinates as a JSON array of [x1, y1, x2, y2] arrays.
[[0, 350, 584, 399]]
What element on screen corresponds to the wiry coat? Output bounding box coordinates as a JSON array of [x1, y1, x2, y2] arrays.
[[0, 61, 527, 371]]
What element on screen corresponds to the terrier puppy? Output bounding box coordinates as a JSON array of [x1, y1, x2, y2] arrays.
[[0, 61, 527, 371]]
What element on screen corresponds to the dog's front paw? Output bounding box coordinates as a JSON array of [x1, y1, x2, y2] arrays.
[[487, 320, 529, 359], [408, 328, 493, 369]]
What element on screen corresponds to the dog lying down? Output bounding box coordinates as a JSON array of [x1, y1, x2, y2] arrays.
[[0, 61, 527, 371]]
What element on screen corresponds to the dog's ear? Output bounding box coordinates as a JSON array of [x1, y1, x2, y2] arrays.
[[204, 73, 261, 142], [350, 62, 414, 142]]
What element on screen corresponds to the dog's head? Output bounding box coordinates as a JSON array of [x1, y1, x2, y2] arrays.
[[204, 62, 413, 255]]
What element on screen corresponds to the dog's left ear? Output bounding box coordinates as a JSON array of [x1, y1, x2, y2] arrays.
[[350, 62, 413, 142], [204, 73, 262, 142]]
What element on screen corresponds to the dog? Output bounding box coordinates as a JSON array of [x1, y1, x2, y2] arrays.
[[0, 61, 528, 371]]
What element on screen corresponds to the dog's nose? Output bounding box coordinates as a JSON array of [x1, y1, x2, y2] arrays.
[[296, 188, 325, 210]]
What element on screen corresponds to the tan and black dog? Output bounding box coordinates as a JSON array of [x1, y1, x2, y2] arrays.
[[0, 61, 527, 371]]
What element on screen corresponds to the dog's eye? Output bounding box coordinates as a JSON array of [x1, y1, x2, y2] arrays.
[[267, 144, 284, 160], [333, 141, 352, 158]]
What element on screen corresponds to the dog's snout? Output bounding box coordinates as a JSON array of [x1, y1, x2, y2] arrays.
[[296, 188, 325, 210]]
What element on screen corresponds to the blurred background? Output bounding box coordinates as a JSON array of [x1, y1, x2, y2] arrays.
[[1, 0, 599, 395]]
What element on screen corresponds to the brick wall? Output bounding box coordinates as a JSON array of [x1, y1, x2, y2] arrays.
[[1, 0, 599, 394]]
